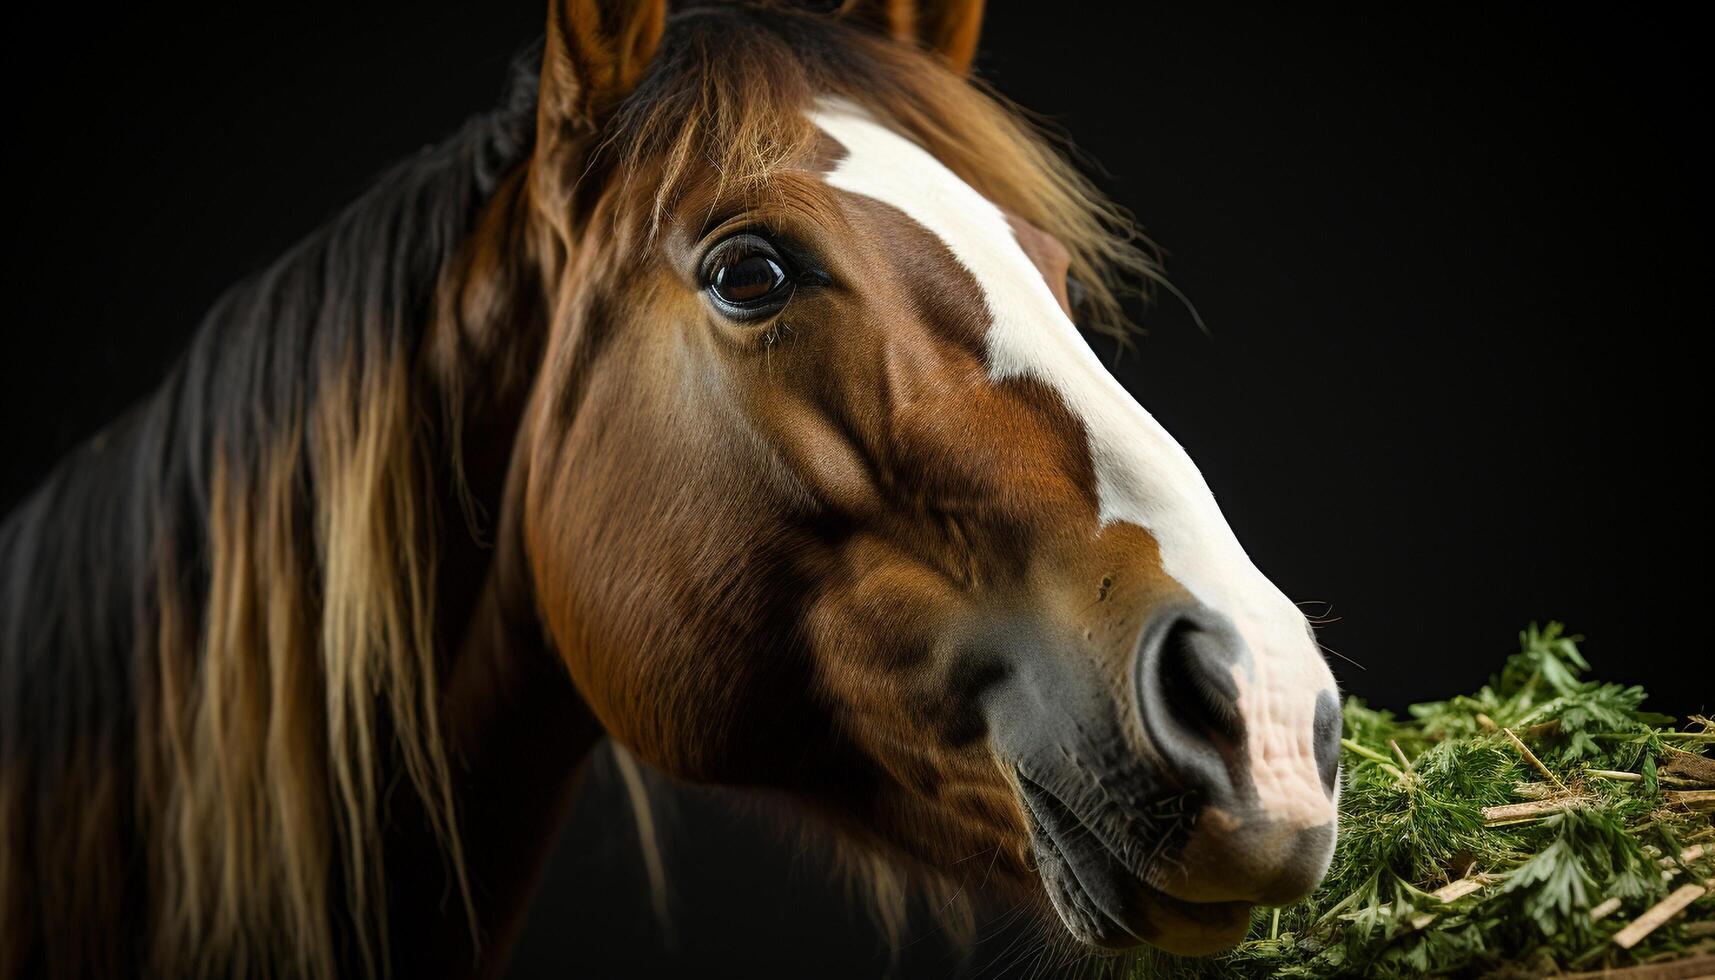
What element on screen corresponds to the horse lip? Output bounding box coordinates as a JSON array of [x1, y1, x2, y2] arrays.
[[1017, 771, 1252, 953]]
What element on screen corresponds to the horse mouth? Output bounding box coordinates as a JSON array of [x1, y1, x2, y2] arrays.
[[1017, 772, 1253, 956]]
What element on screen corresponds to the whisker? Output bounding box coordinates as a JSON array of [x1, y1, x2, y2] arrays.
[[1318, 640, 1366, 670]]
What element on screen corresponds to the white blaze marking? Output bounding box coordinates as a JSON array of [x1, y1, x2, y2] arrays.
[[813, 102, 1278, 630], [811, 101, 1335, 826]]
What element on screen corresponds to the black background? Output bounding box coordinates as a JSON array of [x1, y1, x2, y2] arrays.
[[2, 4, 1706, 978]]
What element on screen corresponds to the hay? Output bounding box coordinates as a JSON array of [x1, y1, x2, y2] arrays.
[[1133, 624, 1714, 978]]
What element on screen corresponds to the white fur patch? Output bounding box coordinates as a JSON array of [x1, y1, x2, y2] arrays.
[[812, 103, 1286, 634], [810, 101, 1336, 826]]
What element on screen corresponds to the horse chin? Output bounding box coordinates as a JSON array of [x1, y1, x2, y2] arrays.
[[1034, 840, 1255, 956], [1021, 778, 1254, 957]]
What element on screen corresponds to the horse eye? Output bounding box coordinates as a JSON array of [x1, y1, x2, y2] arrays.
[[703, 233, 793, 318], [713, 254, 786, 305]]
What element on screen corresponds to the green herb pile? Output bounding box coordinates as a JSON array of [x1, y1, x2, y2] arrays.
[[1134, 624, 1714, 979]]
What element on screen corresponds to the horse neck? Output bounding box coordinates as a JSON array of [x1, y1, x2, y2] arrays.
[[392, 538, 603, 977], [0, 120, 602, 978], [387, 169, 606, 977]]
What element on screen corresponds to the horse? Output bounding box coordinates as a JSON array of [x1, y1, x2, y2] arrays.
[[0, 2, 1342, 977]]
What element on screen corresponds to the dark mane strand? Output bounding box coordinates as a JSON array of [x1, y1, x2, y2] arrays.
[[0, 44, 542, 980]]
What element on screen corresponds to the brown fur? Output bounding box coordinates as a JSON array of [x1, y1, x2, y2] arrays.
[[514, 0, 1176, 959]]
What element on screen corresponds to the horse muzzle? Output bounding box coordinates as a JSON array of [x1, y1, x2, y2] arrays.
[[979, 602, 1340, 955]]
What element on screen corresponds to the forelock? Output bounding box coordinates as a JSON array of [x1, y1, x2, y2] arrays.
[[590, 4, 1159, 341]]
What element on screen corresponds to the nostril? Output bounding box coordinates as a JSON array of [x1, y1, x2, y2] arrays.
[[1134, 606, 1250, 796], [1157, 618, 1245, 750], [1312, 689, 1341, 795]]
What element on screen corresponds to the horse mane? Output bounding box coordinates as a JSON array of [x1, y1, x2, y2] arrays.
[[0, 45, 541, 980], [2, 8, 1158, 979]]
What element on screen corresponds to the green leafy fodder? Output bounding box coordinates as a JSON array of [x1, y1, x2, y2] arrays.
[[1130, 623, 1714, 979]]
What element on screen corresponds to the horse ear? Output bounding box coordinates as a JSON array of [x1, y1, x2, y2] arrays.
[[838, 0, 986, 73], [540, 0, 668, 130]]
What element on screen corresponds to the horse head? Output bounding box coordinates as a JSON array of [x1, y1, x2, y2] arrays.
[[516, 0, 1340, 955]]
